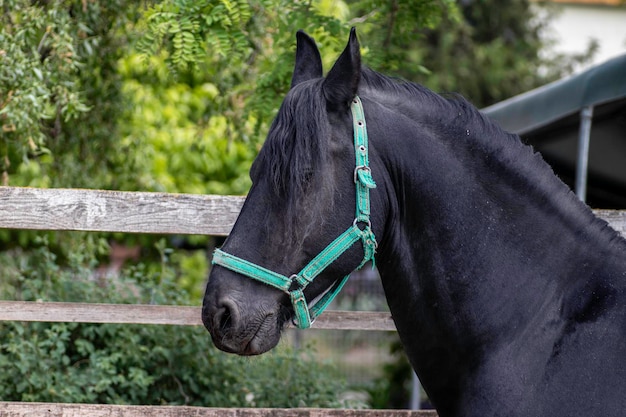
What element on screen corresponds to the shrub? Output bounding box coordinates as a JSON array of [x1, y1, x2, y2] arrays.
[[0, 242, 346, 407]]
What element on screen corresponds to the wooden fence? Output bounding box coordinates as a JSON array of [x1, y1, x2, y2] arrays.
[[1, 186, 626, 416]]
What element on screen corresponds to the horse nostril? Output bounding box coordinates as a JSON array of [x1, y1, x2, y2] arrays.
[[219, 306, 232, 331], [215, 298, 239, 333]]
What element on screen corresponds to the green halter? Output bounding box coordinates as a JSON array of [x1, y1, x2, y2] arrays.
[[212, 96, 377, 329]]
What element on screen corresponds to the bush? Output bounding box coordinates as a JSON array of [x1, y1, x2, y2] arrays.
[[0, 242, 346, 407]]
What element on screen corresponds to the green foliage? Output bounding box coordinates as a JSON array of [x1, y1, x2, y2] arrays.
[[137, 0, 354, 140], [352, 0, 595, 107], [171, 249, 209, 302], [0, 0, 138, 189], [0, 0, 87, 181], [0, 243, 347, 407], [348, 0, 459, 74], [366, 337, 413, 409], [138, 0, 257, 67], [115, 53, 255, 195]]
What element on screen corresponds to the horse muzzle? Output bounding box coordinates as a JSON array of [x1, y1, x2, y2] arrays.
[[202, 275, 286, 355]]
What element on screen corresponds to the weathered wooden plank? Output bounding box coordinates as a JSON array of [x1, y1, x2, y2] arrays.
[[0, 301, 396, 331], [0, 301, 201, 326], [1, 187, 626, 238], [313, 310, 396, 331], [595, 209, 626, 237], [0, 186, 244, 236], [0, 403, 437, 417]]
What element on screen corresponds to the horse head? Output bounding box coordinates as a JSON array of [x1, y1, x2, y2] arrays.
[[202, 29, 389, 355]]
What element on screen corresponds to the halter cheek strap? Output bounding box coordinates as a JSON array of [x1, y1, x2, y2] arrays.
[[212, 96, 377, 329]]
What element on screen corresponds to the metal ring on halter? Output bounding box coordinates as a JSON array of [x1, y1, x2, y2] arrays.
[[288, 274, 302, 292], [354, 165, 371, 183], [353, 217, 372, 229]]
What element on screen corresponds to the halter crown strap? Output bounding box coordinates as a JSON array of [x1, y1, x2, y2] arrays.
[[212, 96, 377, 329]]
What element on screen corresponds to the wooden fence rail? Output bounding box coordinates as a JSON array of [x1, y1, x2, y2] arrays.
[[0, 402, 438, 417], [0, 301, 396, 331], [2, 185, 626, 416], [0, 186, 244, 236], [2, 186, 626, 237]]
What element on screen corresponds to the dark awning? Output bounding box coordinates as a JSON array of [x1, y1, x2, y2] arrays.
[[482, 54, 626, 209], [483, 53, 626, 135]]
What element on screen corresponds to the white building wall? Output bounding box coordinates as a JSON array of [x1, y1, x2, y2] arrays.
[[547, 3, 626, 71]]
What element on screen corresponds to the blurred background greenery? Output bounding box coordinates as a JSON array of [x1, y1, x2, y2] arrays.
[[0, 0, 593, 408]]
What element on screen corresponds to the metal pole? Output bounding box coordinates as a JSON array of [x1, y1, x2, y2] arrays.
[[410, 371, 421, 410], [575, 106, 594, 202]]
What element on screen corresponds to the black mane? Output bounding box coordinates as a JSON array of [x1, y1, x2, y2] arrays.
[[257, 66, 621, 248], [255, 79, 335, 245], [359, 67, 624, 247], [360, 67, 520, 147]]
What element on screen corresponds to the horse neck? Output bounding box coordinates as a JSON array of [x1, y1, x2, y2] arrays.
[[368, 94, 626, 407]]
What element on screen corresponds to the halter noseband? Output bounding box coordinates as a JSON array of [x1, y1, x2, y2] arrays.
[[212, 96, 377, 329]]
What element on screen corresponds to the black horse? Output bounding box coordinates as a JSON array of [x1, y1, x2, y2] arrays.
[[202, 29, 626, 416]]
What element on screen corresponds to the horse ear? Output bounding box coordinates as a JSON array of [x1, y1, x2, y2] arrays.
[[291, 30, 323, 88], [323, 27, 361, 110]]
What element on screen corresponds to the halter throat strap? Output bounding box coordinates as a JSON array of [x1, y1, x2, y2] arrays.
[[212, 96, 377, 329]]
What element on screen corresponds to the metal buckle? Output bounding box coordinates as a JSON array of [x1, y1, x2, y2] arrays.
[[354, 165, 371, 183]]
